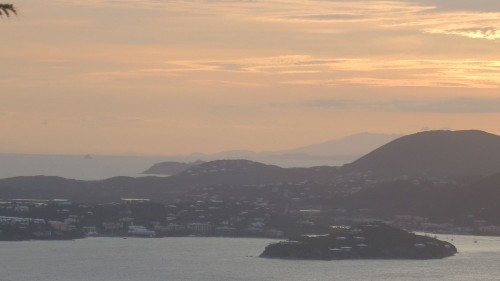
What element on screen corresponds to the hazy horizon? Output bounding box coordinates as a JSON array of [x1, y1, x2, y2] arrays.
[[2, 0, 500, 155], [0, 131, 402, 157], [0, 131, 400, 179]]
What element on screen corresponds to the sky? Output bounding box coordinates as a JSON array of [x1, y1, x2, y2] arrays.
[[1, 0, 500, 155]]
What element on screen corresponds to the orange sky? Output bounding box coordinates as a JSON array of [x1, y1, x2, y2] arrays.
[[2, 0, 500, 155]]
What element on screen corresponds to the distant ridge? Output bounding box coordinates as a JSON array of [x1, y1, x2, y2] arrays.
[[343, 130, 500, 177], [0, 159, 340, 202], [170, 159, 339, 185], [144, 133, 401, 168], [285, 132, 401, 156], [142, 160, 204, 175]]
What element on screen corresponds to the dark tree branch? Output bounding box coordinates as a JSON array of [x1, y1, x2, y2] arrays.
[[0, 4, 17, 17]]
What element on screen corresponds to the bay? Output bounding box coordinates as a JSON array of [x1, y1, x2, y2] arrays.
[[1, 234, 500, 281]]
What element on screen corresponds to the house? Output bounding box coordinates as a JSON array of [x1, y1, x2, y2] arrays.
[[14, 206, 29, 213], [82, 226, 98, 236], [32, 230, 52, 238], [48, 221, 76, 232], [155, 223, 186, 234], [102, 222, 124, 232], [187, 222, 212, 234], [214, 226, 237, 236], [128, 225, 155, 237]]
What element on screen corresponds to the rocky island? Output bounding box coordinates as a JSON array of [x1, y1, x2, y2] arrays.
[[260, 223, 457, 260]]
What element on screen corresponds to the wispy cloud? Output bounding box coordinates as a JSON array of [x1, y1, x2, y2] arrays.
[[81, 55, 500, 89], [171, 56, 500, 88], [428, 26, 500, 40], [414, 0, 500, 12], [51, 0, 500, 41], [303, 97, 500, 113], [3, 0, 500, 155]]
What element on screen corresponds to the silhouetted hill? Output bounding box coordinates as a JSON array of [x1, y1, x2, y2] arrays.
[[442, 172, 500, 224], [142, 160, 204, 175], [0, 160, 340, 202], [343, 130, 500, 178], [0, 176, 99, 201], [334, 179, 456, 219], [169, 159, 339, 185], [0, 176, 176, 203]]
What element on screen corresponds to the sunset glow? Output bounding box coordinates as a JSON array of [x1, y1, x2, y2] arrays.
[[2, 0, 500, 155]]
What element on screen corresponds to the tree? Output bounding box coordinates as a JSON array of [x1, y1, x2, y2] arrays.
[[0, 4, 16, 17]]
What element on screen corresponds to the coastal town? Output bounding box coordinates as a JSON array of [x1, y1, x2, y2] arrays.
[[2, 180, 500, 241]]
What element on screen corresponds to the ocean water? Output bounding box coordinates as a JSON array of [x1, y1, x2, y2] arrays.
[[0, 154, 168, 180], [0, 234, 499, 281], [0, 153, 351, 180]]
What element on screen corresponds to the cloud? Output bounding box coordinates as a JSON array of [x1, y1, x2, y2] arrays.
[[285, 14, 364, 21], [413, 0, 500, 12], [189, 79, 266, 88], [83, 56, 500, 89], [50, 0, 500, 41], [430, 27, 500, 40], [303, 99, 362, 109], [14, 1, 500, 92], [303, 97, 500, 113], [395, 98, 500, 113], [53, 0, 259, 12]]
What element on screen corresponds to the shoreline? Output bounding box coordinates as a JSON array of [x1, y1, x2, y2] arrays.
[[3, 230, 500, 242]]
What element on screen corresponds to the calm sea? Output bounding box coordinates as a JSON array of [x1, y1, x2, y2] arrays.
[[0, 153, 350, 180], [0, 154, 168, 180], [1, 234, 499, 281]]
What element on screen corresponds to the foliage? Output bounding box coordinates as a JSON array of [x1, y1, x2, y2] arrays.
[[0, 4, 16, 17]]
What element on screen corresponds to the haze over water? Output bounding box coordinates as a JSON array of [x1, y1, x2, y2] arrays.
[[0, 154, 167, 180], [0, 234, 498, 281]]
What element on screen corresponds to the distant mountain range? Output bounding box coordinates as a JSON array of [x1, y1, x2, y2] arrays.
[[145, 130, 500, 179], [0, 133, 399, 180], [2, 129, 500, 223], [159, 133, 401, 168], [282, 132, 402, 157], [143, 133, 400, 172]]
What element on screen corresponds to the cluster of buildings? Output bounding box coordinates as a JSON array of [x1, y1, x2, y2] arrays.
[[0, 174, 499, 240], [0, 198, 299, 239], [391, 215, 500, 235]]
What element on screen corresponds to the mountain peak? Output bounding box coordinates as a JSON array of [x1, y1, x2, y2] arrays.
[[343, 130, 500, 178]]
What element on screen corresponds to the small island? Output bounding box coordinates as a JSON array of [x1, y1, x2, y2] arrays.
[[260, 223, 457, 260]]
